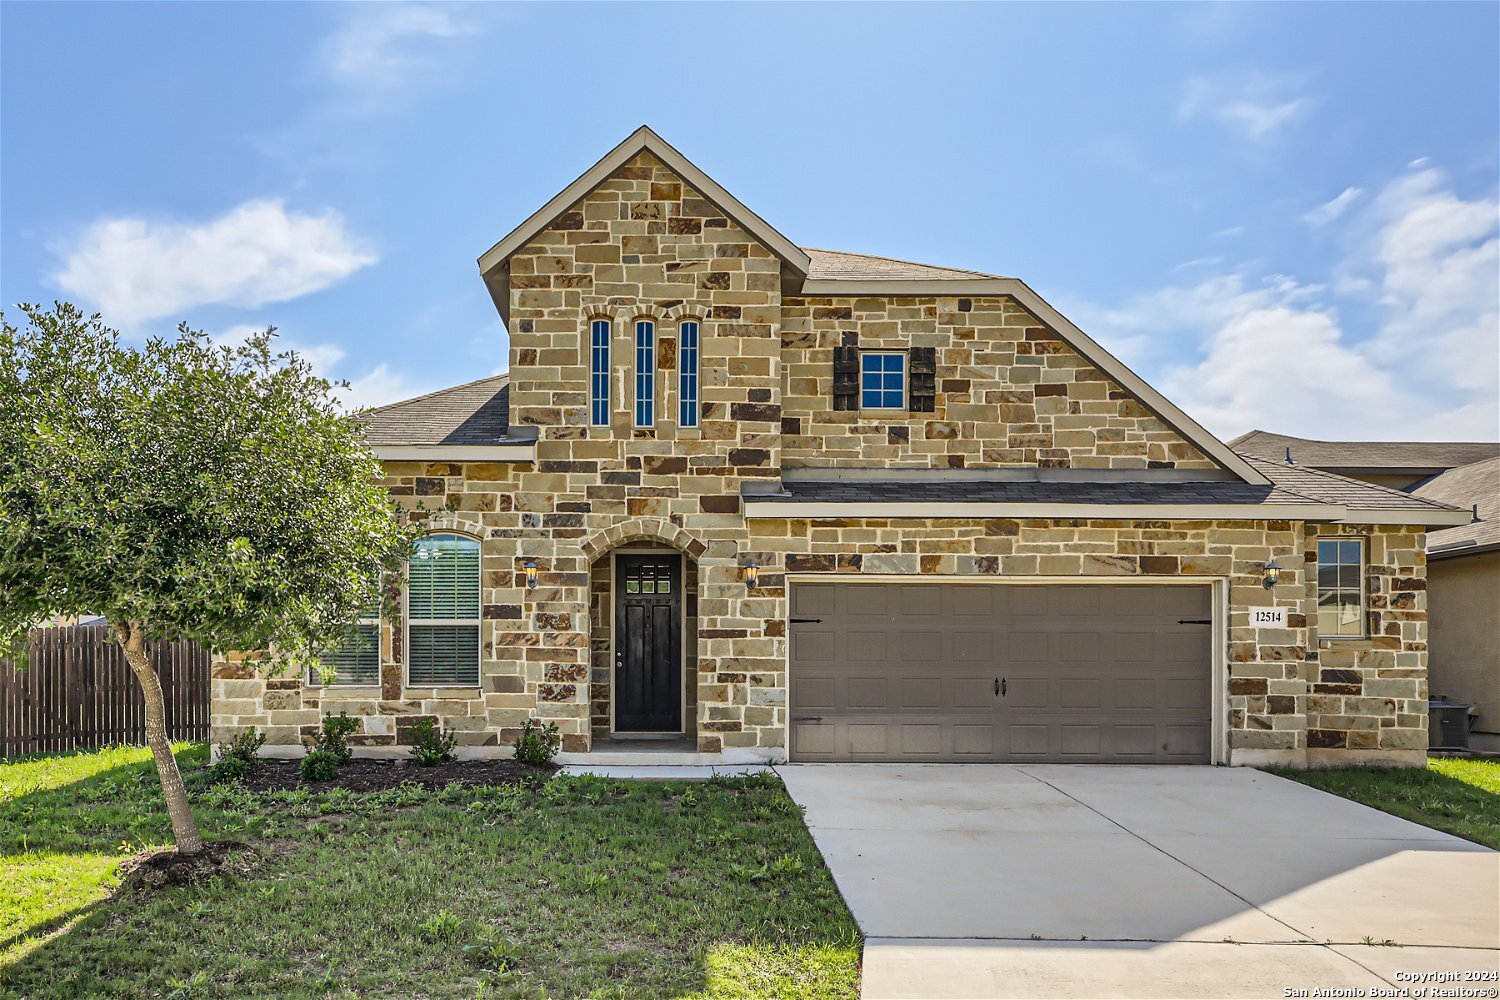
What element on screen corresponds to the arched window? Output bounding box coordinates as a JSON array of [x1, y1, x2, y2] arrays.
[[589, 318, 610, 426], [634, 319, 655, 427], [678, 320, 700, 428], [407, 533, 480, 686]]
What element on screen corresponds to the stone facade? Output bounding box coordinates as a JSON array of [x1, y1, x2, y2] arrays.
[[210, 149, 1432, 768], [781, 296, 1217, 470]]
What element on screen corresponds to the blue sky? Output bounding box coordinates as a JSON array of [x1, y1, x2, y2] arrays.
[[3, 2, 1496, 440]]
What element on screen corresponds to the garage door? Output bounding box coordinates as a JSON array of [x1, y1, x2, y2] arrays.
[[789, 583, 1213, 763]]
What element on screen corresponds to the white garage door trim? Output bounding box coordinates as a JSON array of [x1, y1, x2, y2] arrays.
[[783, 574, 1230, 765]]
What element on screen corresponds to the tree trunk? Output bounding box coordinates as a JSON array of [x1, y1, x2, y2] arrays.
[[115, 620, 204, 855]]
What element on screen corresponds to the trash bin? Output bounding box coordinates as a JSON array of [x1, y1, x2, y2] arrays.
[[1428, 699, 1473, 750]]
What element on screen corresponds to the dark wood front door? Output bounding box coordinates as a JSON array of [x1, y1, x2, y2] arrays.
[[614, 553, 682, 732]]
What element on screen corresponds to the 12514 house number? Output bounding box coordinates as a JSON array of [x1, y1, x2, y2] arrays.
[[1252, 607, 1288, 627]]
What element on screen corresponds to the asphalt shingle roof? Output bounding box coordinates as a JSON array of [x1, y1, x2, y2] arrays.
[[750, 455, 1463, 515], [802, 248, 1004, 282], [1413, 457, 1499, 556], [1229, 430, 1499, 472], [362, 375, 516, 446]]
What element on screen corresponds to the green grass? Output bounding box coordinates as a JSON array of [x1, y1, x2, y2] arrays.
[[1270, 757, 1500, 849], [0, 745, 861, 998]]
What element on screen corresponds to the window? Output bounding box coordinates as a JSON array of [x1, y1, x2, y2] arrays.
[[1316, 537, 1365, 638], [678, 320, 699, 428], [407, 533, 480, 685], [634, 319, 655, 427], [310, 605, 380, 686], [590, 319, 610, 426], [860, 351, 906, 409]]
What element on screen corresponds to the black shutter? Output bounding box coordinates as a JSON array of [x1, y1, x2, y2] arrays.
[[909, 346, 936, 412], [832, 345, 859, 410]]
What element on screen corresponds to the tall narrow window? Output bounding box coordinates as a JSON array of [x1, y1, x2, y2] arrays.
[[407, 533, 480, 686], [1316, 537, 1365, 638], [679, 320, 700, 428], [310, 604, 380, 686], [590, 319, 610, 426], [634, 319, 655, 427]]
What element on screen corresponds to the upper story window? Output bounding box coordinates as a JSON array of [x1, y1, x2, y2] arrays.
[[634, 320, 655, 427], [860, 351, 906, 410], [679, 320, 700, 428], [1316, 537, 1365, 638], [407, 533, 480, 686], [590, 319, 610, 426], [310, 603, 380, 686]]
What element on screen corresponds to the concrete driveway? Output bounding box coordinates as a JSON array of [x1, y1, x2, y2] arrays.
[[778, 764, 1499, 999]]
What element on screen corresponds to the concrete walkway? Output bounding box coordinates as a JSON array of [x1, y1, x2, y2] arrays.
[[778, 764, 1499, 999]]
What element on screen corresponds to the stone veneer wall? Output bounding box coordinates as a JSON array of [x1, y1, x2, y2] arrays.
[[780, 295, 1219, 470], [1301, 524, 1428, 763]]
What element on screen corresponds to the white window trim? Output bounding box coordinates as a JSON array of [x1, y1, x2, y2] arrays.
[[634, 319, 656, 428], [859, 350, 907, 411], [678, 320, 700, 429], [404, 532, 482, 687], [1316, 535, 1367, 640], [590, 318, 611, 427]]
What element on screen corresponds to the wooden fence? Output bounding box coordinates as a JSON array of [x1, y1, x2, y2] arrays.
[[0, 625, 210, 757]]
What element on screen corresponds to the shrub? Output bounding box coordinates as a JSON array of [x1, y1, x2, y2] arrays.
[[309, 711, 360, 764], [300, 749, 340, 782], [408, 718, 457, 766], [513, 718, 561, 767], [209, 755, 250, 786], [217, 728, 266, 763]]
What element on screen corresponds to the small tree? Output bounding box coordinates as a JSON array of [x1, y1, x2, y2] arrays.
[[0, 303, 416, 854]]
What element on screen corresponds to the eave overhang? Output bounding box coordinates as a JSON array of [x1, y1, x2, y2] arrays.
[[740, 499, 1475, 526], [371, 444, 535, 463]]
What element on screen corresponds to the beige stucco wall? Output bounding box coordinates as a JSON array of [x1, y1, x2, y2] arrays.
[[1427, 550, 1500, 750]]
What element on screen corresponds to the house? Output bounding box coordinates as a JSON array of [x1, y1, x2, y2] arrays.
[[210, 127, 1472, 769], [1234, 433, 1500, 751]]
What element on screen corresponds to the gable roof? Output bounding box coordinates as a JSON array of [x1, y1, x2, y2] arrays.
[[362, 375, 515, 446], [1413, 457, 1499, 557], [1229, 430, 1500, 474], [478, 126, 811, 280]]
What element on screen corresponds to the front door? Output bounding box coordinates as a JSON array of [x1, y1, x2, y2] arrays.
[[614, 553, 682, 732]]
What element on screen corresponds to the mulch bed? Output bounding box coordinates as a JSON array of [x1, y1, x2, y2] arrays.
[[238, 757, 558, 793], [119, 840, 255, 891]]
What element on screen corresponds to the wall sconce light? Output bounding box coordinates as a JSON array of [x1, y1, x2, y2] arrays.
[[524, 561, 538, 589], [744, 563, 759, 589], [1262, 559, 1281, 590]]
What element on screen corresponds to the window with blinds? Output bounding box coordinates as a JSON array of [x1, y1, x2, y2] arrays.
[[408, 533, 481, 685], [634, 319, 655, 427], [679, 320, 699, 428], [310, 609, 380, 686]]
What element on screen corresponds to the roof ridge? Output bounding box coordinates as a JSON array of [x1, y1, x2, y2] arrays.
[[1240, 453, 1465, 512], [372, 373, 509, 414], [801, 246, 997, 278], [1240, 430, 1500, 449]]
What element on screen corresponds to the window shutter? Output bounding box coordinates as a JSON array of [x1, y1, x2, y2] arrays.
[[909, 347, 936, 412], [832, 345, 859, 410]]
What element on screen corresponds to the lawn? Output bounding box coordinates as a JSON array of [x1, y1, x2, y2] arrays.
[[1270, 757, 1500, 849], [0, 745, 861, 998]]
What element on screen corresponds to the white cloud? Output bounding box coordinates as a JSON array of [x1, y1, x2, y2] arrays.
[[211, 324, 426, 412], [1303, 186, 1362, 227], [322, 4, 477, 90], [1080, 165, 1498, 441], [1179, 72, 1311, 142], [1211, 226, 1245, 239], [55, 200, 375, 326]]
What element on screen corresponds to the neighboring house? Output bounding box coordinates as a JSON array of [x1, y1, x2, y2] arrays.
[[1230, 431, 1498, 492], [1415, 458, 1500, 751], [211, 127, 1470, 769], [1235, 433, 1500, 751]]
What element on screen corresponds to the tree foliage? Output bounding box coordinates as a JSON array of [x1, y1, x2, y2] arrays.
[[0, 303, 416, 664]]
